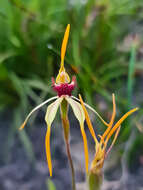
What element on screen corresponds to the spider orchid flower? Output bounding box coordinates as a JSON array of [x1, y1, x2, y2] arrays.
[[79, 94, 138, 174], [19, 24, 95, 177]]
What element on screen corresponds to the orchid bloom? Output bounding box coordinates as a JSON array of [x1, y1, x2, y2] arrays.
[[79, 94, 138, 174], [19, 24, 95, 177]]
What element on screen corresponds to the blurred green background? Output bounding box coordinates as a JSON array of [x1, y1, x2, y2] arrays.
[[0, 0, 143, 189]]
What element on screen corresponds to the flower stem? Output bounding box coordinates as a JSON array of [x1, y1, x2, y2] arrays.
[[65, 138, 76, 190], [60, 99, 76, 190], [88, 170, 103, 190]]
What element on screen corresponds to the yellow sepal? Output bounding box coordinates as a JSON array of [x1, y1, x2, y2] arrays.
[[56, 24, 70, 84]]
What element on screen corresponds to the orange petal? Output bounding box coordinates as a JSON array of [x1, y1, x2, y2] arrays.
[[105, 126, 121, 158], [105, 107, 138, 144], [98, 135, 107, 153], [60, 24, 70, 71], [98, 135, 105, 146], [72, 96, 109, 127], [80, 125, 89, 173], [45, 125, 52, 177], [79, 94, 98, 144], [109, 93, 116, 126], [102, 93, 116, 139]]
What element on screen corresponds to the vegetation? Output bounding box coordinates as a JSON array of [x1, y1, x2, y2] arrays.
[[0, 0, 143, 189]]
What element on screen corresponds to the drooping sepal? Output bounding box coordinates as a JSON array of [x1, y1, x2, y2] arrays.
[[19, 96, 58, 130], [56, 24, 70, 84], [65, 96, 89, 173], [45, 97, 63, 176]]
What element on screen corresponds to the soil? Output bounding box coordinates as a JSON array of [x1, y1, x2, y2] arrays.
[[0, 109, 143, 190]]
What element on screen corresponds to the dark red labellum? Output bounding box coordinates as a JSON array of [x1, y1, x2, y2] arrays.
[[52, 76, 76, 97]]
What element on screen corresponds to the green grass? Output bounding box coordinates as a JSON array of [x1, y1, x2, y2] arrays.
[[0, 0, 143, 181]]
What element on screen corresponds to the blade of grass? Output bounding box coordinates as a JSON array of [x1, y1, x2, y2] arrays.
[[127, 45, 136, 107]]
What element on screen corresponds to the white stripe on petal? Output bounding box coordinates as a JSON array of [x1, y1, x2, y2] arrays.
[[45, 97, 63, 127], [65, 96, 85, 125], [71, 96, 109, 127], [19, 96, 58, 130]]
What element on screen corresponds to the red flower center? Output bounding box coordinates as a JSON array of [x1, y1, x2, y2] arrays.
[[52, 76, 76, 97]]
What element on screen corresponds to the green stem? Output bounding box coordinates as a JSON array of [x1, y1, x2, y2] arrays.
[[60, 99, 76, 190], [88, 170, 103, 190], [127, 45, 136, 107]]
